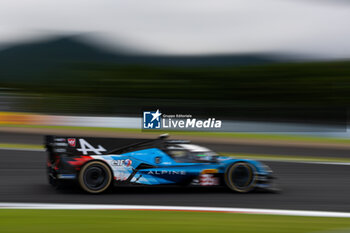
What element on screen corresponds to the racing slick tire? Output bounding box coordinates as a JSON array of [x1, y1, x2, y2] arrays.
[[225, 162, 257, 193], [79, 161, 112, 194]]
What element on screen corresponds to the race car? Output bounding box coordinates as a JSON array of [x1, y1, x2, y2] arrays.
[[45, 134, 274, 194]]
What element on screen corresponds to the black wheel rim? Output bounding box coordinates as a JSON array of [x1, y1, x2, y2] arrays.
[[83, 165, 109, 191], [231, 165, 252, 188]]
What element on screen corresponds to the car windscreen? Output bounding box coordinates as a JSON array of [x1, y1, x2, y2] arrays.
[[166, 149, 218, 163]]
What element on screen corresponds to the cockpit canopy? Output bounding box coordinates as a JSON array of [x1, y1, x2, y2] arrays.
[[165, 144, 218, 163]]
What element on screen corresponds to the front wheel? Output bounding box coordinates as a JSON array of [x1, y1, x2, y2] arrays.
[[79, 161, 112, 194], [225, 162, 256, 193]]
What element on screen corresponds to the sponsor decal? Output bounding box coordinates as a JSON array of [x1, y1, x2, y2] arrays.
[[57, 174, 76, 179], [67, 138, 76, 147], [114, 171, 129, 181], [143, 109, 222, 130], [124, 159, 132, 167], [54, 138, 66, 142], [77, 139, 106, 155], [199, 174, 219, 186], [54, 142, 68, 147], [112, 159, 132, 167], [54, 148, 66, 153], [147, 170, 186, 175]]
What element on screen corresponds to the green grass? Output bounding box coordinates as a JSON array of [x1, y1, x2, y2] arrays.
[[0, 143, 44, 150], [2, 123, 350, 144], [1, 210, 350, 233]]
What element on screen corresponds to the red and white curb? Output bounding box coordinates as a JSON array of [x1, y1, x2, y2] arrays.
[[0, 203, 350, 218]]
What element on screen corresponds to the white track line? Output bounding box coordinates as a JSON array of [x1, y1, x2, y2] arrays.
[[0, 203, 350, 218]]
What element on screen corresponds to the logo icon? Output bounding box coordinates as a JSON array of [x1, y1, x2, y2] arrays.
[[112, 159, 132, 167], [124, 159, 132, 167], [76, 139, 106, 155], [143, 109, 162, 129], [67, 138, 76, 147]]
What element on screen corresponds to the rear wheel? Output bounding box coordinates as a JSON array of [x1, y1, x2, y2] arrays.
[[225, 162, 256, 193], [79, 161, 112, 194]]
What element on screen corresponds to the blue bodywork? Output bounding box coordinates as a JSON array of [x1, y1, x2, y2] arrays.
[[95, 148, 273, 189]]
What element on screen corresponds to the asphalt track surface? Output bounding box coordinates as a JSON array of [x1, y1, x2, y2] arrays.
[[0, 132, 350, 212]]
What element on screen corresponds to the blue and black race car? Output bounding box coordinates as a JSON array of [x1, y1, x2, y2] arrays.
[[46, 134, 274, 193]]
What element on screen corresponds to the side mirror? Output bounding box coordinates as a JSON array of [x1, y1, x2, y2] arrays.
[[159, 133, 169, 139]]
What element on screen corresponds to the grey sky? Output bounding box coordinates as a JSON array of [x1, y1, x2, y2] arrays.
[[0, 0, 350, 58]]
